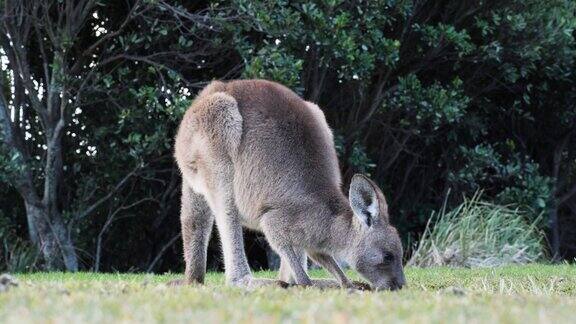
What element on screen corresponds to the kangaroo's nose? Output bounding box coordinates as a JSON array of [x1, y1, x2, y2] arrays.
[[394, 267, 407, 289], [375, 279, 403, 291], [389, 280, 403, 291], [390, 274, 406, 291]]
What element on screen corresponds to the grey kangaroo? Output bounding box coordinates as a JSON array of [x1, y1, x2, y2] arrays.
[[174, 79, 406, 291]]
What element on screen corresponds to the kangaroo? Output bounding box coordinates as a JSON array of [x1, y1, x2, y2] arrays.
[[174, 79, 406, 290]]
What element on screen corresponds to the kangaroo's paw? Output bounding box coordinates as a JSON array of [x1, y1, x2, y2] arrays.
[[350, 280, 372, 291], [306, 279, 371, 291]]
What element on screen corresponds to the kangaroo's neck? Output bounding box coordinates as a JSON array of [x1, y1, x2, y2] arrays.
[[321, 193, 360, 258]]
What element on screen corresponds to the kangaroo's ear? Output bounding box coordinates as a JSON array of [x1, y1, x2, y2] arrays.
[[349, 174, 380, 228]]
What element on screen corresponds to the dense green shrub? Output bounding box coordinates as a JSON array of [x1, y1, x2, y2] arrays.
[[1, 0, 575, 270], [223, 0, 576, 259]]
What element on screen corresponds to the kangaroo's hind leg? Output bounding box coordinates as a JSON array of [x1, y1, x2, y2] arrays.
[[208, 169, 252, 285], [207, 169, 289, 289], [170, 182, 214, 285]]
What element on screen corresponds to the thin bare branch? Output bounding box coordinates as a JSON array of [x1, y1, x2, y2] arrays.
[[146, 233, 181, 272], [75, 165, 142, 220]]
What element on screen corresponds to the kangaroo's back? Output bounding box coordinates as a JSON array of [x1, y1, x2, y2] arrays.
[[228, 80, 343, 217], [176, 79, 344, 221]]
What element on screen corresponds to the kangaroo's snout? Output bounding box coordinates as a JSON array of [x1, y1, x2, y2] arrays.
[[390, 274, 406, 290], [374, 274, 405, 291]]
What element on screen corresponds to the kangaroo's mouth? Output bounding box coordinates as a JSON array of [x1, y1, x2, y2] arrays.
[[372, 277, 405, 291]]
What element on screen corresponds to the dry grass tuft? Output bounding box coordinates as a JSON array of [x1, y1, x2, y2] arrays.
[[409, 192, 544, 268]]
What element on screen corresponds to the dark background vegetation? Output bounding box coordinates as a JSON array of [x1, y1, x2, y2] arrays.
[[0, 0, 575, 272]]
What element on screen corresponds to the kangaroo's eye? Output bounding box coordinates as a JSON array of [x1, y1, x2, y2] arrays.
[[382, 252, 394, 264]]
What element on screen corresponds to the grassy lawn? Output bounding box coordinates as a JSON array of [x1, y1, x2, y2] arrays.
[[1, 265, 575, 323]]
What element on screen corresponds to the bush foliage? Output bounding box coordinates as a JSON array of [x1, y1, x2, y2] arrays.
[[0, 0, 575, 270]]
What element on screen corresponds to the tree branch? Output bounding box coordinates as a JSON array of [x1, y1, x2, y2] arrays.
[[75, 165, 142, 220], [70, 0, 143, 75], [559, 183, 576, 206], [146, 233, 181, 272]]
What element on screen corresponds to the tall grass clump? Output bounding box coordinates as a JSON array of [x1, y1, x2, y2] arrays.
[[0, 221, 39, 272], [409, 192, 545, 267]]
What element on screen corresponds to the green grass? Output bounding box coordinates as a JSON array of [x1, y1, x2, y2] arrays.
[[1, 265, 575, 323]]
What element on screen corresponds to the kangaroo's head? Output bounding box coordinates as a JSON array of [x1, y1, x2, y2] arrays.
[[345, 174, 406, 291]]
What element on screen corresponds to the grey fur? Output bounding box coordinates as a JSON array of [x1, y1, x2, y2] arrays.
[[174, 79, 405, 290]]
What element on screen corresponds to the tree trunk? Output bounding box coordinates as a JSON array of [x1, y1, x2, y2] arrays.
[[24, 202, 39, 245], [549, 135, 571, 262], [548, 197, 561, 262], [24, 201, 78, 271]]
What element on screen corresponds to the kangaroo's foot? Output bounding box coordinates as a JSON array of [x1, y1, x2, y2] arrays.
[[229, 276, 291, 290], [167, 276, 291, 290], [282, 279, 342, 290]]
